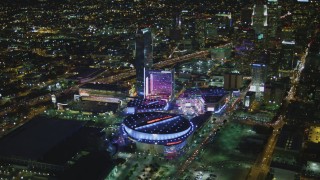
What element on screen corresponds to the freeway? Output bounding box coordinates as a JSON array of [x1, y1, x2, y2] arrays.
[[94, 50, 210, 84], [153, 50, 209, 69], [0, 48, 212, 135], [0, 42, 230, 136], [94, 42, 233, 84]]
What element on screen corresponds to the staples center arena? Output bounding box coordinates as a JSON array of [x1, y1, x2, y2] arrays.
[[121, 112, 195, 155]]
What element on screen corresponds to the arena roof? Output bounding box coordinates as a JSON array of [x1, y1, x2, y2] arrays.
[[127, 99, 167, 110], [122, 112, 194, 145], [123, 112, 190, 134]]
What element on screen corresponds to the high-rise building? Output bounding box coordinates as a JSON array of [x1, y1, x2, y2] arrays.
[[210, 45, 232, 61], [205, 23, 218, 40], [215, 12, 233, 37], [280, 43, 296, 71], [267, 0, 280, 38], [268, 48, 281, 75], [135, 28, 153, 96], [195, 19, 206, 48], [224, 73, 243, 90], [281, 27, 295, 42], [250, 63, 267, 98], [241, 8, 253, 26], [305, 31, 320, 71], [145, 69, 174, 101], [279, 27, 296, 72], [264, 81, 286, 104], [196, 13, 232, 48], [251, 3, 268, 38]]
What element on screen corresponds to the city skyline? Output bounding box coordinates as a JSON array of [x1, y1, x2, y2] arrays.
[[0, 0, 319, 179]]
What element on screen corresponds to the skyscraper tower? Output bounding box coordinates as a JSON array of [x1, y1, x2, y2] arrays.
[[241, 8, 253, 26], [251, 3, 268, 37], [135, 28, 153, 97], [250, 63, 267, 99], [280, 43, 296, 71], [280, 27, 296, 74], [267, 0, 281, 38]]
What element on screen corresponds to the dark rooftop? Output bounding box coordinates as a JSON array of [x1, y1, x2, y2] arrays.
[[70, 101, 119, 114], [276, 125, 303, 151], [127, 99, 167, 110], [0, 117, 86, 161]]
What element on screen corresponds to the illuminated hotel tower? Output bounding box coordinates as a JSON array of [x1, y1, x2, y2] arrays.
[[251, 2, 268, 37], [145, 70, 174, 101], [135, 28, 153, 97]]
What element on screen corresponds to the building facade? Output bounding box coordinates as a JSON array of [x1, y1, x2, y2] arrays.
[[135, 28, 153, 97], [250, 63, 267, 99], [145, 69, 174, 101], [252, 3, 268, 38]]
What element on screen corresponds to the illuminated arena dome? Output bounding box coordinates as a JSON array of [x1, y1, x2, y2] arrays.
[[125, 99, 169, 114], [121, 112, 194, 146]]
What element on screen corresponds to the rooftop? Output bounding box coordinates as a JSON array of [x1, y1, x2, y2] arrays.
[[127, 99, 167, 110], [70, 101, 119, 114], [0, 117, 86, 161], [123, 112, 191, 134]]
